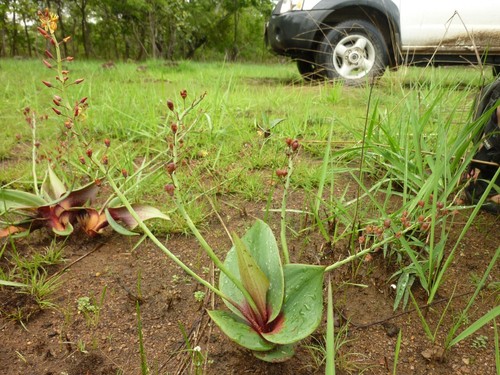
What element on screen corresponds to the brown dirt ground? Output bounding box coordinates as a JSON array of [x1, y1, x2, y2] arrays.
[[0, 191, 499, 375]]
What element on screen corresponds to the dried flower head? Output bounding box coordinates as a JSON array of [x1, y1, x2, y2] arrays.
[[164, 183, 175, 196], [276, 169, 288, 178], [166, 162, 176, 175], [38, 8, 59, 34]]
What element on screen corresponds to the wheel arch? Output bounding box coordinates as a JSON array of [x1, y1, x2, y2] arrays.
[[311, 5, 402, 68]]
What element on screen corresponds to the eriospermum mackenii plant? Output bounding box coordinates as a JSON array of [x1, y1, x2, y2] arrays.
[[210, 220, 325, 362], [0, 166, 169, 238]]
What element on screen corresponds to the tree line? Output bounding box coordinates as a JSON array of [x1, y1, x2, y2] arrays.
[[0, 0, 274, 61]]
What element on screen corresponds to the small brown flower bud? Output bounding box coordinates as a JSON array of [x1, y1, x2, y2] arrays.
[[42, 80, 53, 88], [167, 99, 174, 112], [62, 70, 69, 75], [44, 50, 54, 59], [180, 89, 187, 99], [37, 27, 49, 37], [437, 202, 444, 210], [166, 162, 176, 175], [276, 169, 288, 178], [383, 219, 391, 228], [63, 36, 71, 43], [171, 123, 178, 134], [121, 169, 128, 178], [80, 97, 88, 104], [104, 138, 111, 147], [417, 215, 425, 223], [66, 56, 74, 61], [74, 78, 84, 85], [53, 99, 61, 106], [52, 107, 62, 115], [164, 183, 175, 196], [285, 137, 293, 146], [86, 148, 93, 158], [42, 59, 52, 69], [418, 200, 425, 208], [94, 178, 102, 186], [395, 231, 402, 238], [64, 120, 72, 129], [74, 106, 80, 117], [102, 155, 108, 165], [421, 222, 430, 231], [79, 155, 86, 164], [358, 235, 365, 244], [291, 139, 300, 151]]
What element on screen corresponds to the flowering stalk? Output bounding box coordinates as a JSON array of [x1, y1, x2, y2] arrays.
[[278, 138, 300, 264], [167, 92, 261, 316], [30, 112, 39, 196]]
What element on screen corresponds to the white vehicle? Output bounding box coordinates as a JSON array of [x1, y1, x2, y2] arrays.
[[266, 0, 500, 85]]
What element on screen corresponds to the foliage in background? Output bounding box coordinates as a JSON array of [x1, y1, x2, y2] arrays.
[[0, 0, 273, 61]]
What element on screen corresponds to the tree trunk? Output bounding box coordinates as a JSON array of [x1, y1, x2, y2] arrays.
[[55, 0, 68, 56], [77, 0, 91, 58], [166, 23, 176, 60], [148, 10, 159, 59], [10, 9, 17, 56], [22, 13, 31, 57], [0, 2, 8, 57]]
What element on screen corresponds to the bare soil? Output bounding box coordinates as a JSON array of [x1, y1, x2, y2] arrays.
[[0, 192, 499, 375]]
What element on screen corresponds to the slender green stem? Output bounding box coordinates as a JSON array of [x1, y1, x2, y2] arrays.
[[325, 223, 421, 273], [31, 113, 39, 196], [170, 173, 261, 315], [102, 169, 231, 304], [280, 154, 293, 264]]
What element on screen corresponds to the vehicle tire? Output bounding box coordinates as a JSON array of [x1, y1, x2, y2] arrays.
[[296, 59, 323, 82], [316, 20, 388, 86]]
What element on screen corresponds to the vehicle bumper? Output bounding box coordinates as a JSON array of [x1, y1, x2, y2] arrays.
[[266, 10, 329, 59]]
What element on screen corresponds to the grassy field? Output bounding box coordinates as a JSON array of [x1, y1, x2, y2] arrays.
[[0, 58, 499, 374], [0, 58, 486, 189]]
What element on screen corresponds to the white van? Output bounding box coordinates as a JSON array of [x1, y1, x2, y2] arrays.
[[266, 0, 500, 84]]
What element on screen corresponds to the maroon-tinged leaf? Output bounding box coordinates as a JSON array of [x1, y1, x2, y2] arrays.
[[232, 232, 270, 323], [208, 310, 275, 352], [57, 182, 99, 209], [262, 264, 325, 345]]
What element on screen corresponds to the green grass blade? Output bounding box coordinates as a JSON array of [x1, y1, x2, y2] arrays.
[[449, 305, 500, 347], [326, 281, 335, 375]]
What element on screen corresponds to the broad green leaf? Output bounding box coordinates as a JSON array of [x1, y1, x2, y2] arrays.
[[0, 189, 46, 212], [253, 344, 295, 363], [41, 165, 66, 201], [105, 208, 139, 236], [220, 220, 284, 322], [208, 310, 275, 352], [107, 205, 170, 229], [262, 264, 325, 345], [233, 232, 269, 320], [0, 279, 27, 288]]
